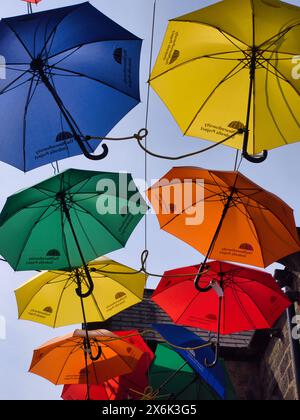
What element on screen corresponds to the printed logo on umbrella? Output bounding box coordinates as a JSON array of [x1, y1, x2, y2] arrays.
[[115, 292, 126, 300], [43, 307, 53, 314], [239, 243, 254, 252], [46, 249, 61, 257], [105, 292, 128, 313]]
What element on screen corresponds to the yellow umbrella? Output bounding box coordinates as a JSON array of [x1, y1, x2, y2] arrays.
[[15, 258, 147, 328], [150, 0, 300, 163]]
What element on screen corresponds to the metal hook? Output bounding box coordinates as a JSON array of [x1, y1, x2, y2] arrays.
[[204, 342, 219, 369]]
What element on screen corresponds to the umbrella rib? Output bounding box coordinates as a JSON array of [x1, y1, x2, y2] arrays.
[[183, 62, 246, 136], [174, 288, 204, 325], [50, 65, 140, 102], [158, 191, 227, 230], [266, 59, 300, 108], [170, 19, 250, 49], [230, 282, 273, 328], [55, 344, 81, 385], [14, 200, 58, 270], [243, 200, 300, 262], [39, 4, 83, 59], [149, 50, 244, 82], [85, 286, 106, 322], [262, 62, 288, 146], [50, 46, 83, 67], [231, 195, 266, 266], [3, 21, 33, 60], [73, 201, 125, 249], [264, 60, 300, 133], [72, 208, 99, 259], [258, 22, 300, 51], [52, 281, 69, 328], [60, 209, 74, 271], [0, 70, 32, 95], [17, 280, 54, 320], [227, 283, 258, 331], [22, 75, 40, 172], [47, 37, 141, 62]]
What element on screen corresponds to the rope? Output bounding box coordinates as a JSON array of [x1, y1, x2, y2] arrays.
[[83, 131, 147, 142], [90, 329, 213, 352], [91, 249, 209, 279], [136, 129, 243, 160]]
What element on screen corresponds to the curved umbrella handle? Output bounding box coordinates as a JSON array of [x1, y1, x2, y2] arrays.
[[75, 275, 94, 299], [89, 340, 103, 361], [84, 338, 103, 361], [194, 264, 212, 293], [242, 131, 268, 163], [204, 342, 219, 369], [242, 147, 268, 163], [76, 136, 109, 161]]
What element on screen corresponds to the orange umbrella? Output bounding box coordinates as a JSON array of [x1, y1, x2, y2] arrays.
[[147, 167, 300, 277], [29, 329, 143, 387]]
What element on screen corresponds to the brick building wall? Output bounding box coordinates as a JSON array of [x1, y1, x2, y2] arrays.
[[259, 313, 298, 400]]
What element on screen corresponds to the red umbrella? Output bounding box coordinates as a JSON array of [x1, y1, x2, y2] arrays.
[[152, 261, 291, 367], [22, 0, 42, 14], [62, 330, 154, 400]]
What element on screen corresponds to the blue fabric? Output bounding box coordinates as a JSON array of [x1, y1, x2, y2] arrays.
[[153, 324, 227, 399], [0, 2, 142, 171]]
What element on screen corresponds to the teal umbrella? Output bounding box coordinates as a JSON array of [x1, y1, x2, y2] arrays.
[[149, 344, 235, 401], [0, 168, 147, 297]]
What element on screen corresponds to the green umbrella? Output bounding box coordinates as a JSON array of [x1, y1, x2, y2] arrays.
[[0, 168, 147, 298], [149, 344, 235, 401]]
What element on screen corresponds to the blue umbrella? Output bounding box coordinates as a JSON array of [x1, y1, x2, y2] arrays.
[[153, 324, 235, 400], [0, 2, 142, 171]]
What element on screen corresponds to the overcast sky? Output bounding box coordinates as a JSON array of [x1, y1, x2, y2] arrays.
[[0, 0, 300, 400]]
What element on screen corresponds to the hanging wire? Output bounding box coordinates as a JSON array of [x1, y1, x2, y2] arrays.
[[233, 150, 240, 171], [144, 0, 157, 274]]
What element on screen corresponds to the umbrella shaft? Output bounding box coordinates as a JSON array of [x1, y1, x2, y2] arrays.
[[200, 190, 234, 270], [36, 67, 94, 156], [60, 197, 92, 284], [243, 48, 257, 149]]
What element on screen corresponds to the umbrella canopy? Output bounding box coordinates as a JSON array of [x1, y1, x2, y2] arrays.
[[147, 167, 300, 269], [152, 324, 235, 400], [149, 343, 221, 400], [62, 384, 111, 401], [29, 329, 143, 385], [152, 261, 291, 335], [0, 168, 147, 297], [150, 0, 300, 163], [62, 330, 154, 400], [15, 258, 147, 327], [0, 2, 142, 170]]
